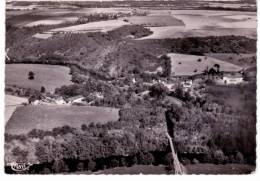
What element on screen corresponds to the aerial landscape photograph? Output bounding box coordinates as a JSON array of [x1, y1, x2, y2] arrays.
[[4, 0, 257, 175]]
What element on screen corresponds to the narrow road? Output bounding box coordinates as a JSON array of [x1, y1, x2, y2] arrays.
[[166, 132, 186, 174]]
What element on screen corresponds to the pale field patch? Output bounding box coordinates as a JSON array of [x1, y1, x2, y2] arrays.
[[25, 17, 78, 27], [168, 53, 242, 76], [5, 64, 73, 93], [140, 10, 256, 39], [51, 19, 130, 33], [5, 105, 119, 135], [5, 94, 28, 124], [126, 15, 184, 27]]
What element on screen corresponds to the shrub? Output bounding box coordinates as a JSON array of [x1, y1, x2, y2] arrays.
[[40, 168, 52, 174], [110, 158, 120, 168], [81, 124, 88, 131], [77, 162, 85, 171], [52, 160, 69, 173], [40, 86, 46, 93], [213, 150, 227, 164], [87, 160, 96, 171], [235, 152, 245, 164], [164, 152, 173, 166], [138, 152, 155, 165], [180, 157, 191, 165], [28, 71, 35, 80]]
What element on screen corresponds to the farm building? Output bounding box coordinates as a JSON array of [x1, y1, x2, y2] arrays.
[[223, 73, 243, 85], [181, 80, 193, 88], [214, 72, 243, 85], [55, 97, 66, 105], [66, 95, 85, 104]]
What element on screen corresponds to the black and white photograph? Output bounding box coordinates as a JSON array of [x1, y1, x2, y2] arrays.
[[3, 0, 257, 175]]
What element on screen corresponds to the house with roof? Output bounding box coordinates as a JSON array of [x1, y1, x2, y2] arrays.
[[66, 95, 85, 104], [214, 72, 243, 85], [181, 80, 193, 88], [55, 97, 67, 105], [223, 72, 243, 84]]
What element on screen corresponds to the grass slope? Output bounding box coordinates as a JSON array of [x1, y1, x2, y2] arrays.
[[5, 64, 73, 93], [6, 105, 119, 135], [204, 53, 256, 68], [126, 15, 184, 27], [168, 53, 242, 76]]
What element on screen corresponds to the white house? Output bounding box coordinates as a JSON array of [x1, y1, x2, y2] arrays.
[[67, 95, 85, 104], [222, 72, 243, 85], [31, 100, 40, 105], [55, 97, 66, 105], [181, 80, 193, 88]]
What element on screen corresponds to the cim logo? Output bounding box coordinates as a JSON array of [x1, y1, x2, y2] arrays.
[[7, 162, 33, 172]]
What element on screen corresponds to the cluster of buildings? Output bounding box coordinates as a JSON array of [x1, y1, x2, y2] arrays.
[[30, 95, 85, 106], [29, 90, 105, 106]]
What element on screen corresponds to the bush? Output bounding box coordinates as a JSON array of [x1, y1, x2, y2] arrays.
[[41, 86, 46, 93], [149, 83, 168, 99], [191, 158, 199, 164], [81, 124, 88, 131], [87, 160, 96, 171], [235, 152, 245, 164], [52, 160, 69, 173], [180, 157, 191, 165], [77, 162, 85, 172], [110, 158, 120, 168], [28, 71, 35, 80], [138, 152, 155, 165], [164, 152, 173, 166], [213, 150, 227, 164]]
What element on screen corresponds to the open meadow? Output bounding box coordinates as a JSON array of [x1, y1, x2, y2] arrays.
[[126, 15, 184, 27], [52, 19, 130, 33], [204, 53, 256, 68], [168, 53, 242, 76], [5, 105, 119, 135], [5, 64, 73, 93], [140, 10, 257, 39]]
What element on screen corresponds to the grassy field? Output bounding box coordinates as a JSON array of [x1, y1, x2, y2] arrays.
[[5, 94, 27, 124], [34, 19, 130, 39], [5, 105, 119, 135], [51, 19, 130, 33], [5, 64, 72, 93], [95, 164, 254, 174], [141, 10, 256, 39], [25, 17, 78, 27], [126, 15, 184, 27], [167, 53, 242, 76], [204, 53, 256, 68], [206, 83, 256, 113]]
